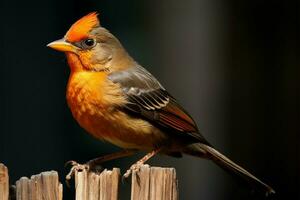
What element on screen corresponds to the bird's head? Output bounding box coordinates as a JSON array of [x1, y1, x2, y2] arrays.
[[48, 12, 133, 72]]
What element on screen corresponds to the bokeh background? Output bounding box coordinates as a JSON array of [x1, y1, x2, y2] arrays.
[[0, 0, 299, 199]]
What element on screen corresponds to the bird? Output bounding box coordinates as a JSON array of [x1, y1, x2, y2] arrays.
[[47, 12, 275, 195]]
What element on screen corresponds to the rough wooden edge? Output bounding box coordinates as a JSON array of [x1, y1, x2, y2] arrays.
[[131, 165, 178, 200], [15, 171, 62, 200], [0, 163, 9, 200], [75, 168, 120, 200]]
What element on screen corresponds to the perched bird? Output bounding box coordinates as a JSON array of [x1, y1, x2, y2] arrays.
[[47, 12, 274, 195]]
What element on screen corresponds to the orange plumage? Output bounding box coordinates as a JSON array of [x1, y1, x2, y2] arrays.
[[65, 53, 165, 149], [47, 12, 275, 195], [66, 12, 99, 43]]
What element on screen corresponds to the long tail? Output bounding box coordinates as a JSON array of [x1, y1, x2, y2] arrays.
[[184, 143, 275, 196]]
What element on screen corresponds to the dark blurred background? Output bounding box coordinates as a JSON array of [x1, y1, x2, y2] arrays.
[[0, 0, 299, 199]]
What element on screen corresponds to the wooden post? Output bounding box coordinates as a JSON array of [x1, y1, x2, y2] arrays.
[[15, 171, 62, 200], [75, 168, 120, 200], [0, 163, 9, 200], [2, 164, 179, 199], [131, 165, 178, 200]]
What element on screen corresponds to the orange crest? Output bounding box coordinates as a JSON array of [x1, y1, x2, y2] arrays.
[[66, 12, 100, 42]]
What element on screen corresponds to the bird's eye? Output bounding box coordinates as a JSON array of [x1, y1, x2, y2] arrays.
[[80, 38, 96, 49], [84, 39, 95, 46]]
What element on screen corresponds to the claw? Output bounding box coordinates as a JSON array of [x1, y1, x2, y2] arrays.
[[122, 162, 143, 181], [121, 149, 160, 183], [122, 169, 132, 181], [65, 161, 89, 188], [121, 174, 130, 184]]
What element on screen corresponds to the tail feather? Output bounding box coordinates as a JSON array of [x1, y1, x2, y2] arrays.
[[185, 143, 275, 196]]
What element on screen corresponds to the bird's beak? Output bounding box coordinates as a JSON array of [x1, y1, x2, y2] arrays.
[[47, 38, 77, 53]]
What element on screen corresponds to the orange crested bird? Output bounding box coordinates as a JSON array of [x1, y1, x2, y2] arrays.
[[47, 12, 274, 195]]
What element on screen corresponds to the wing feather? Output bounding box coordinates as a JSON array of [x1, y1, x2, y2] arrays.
[[108, 65, 208, 143]]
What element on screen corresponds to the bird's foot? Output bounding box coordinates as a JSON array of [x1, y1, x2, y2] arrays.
[[65, 160, 103, 187], [122, 149, 161, 181], [65, 161, 88, 187], [122, 161, 144, 180]]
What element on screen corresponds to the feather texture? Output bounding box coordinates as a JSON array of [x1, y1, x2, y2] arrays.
[[108, 65, 209, 144], [66, 12, 100, 43]]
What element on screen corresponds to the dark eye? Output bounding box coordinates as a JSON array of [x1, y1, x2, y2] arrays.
[[84, 38, 95, 46], [81, 38, 96, 49]]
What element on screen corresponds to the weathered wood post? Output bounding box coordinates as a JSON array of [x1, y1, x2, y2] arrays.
[[131, 165, 178, 200], [0, 163, 179, 199], [75, 168, 120, 200], [73, 165, 178, 200], [15, 171, 63, 200], [0, 163, 9, 200]]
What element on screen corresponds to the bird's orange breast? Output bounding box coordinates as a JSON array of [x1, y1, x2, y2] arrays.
[[66, 71, 166, 150]]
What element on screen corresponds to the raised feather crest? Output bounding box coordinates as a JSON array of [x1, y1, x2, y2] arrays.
[[65, 12, 100, 42]]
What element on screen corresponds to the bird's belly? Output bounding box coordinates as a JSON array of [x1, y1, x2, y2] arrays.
[[67, 88, 166, 149], [66, 71, 167, 150], [73, 108, 166, 150]]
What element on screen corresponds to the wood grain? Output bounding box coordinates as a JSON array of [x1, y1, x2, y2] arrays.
[[0, 163, 9, 200], [75, 168, 120, 200], [3, 164, 179, 199], [131, 165, 178, 200], [15, 171, 62, 200]]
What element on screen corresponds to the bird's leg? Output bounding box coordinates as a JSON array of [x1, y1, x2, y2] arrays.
[[123, 148, 161, 179], [86, 149, 138, 168], [65, 149, 138, 186]]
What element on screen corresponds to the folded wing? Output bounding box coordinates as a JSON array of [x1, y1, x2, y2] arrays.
[[108, 65, 209, 144]]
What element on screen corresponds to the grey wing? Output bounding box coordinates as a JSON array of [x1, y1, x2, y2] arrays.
[[108, 65, 209, 144], [108, 65, 169, 110]]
